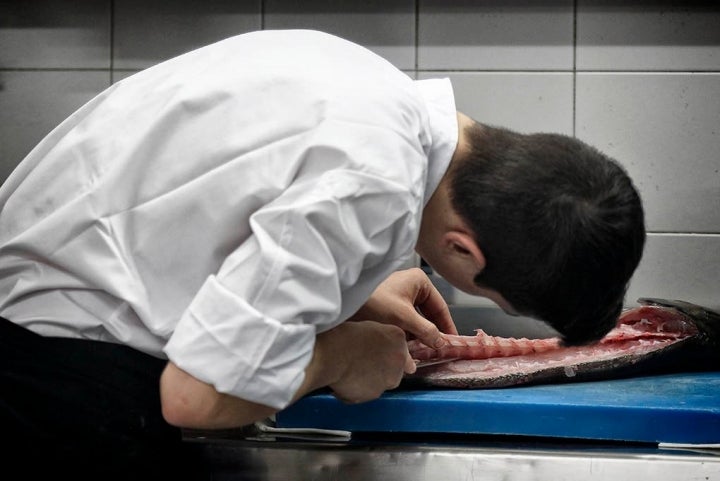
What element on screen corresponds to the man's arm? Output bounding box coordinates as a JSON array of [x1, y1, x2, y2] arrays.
[[159, 319, 414, 429]]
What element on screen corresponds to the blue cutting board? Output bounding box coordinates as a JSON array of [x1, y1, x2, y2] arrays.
[[276, 372, 720, 444]]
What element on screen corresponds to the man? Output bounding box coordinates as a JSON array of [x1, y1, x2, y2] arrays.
[[0, 29, 645, 467]]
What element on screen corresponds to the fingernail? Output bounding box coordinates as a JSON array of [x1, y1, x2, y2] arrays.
[[433, 337, 447, 348]]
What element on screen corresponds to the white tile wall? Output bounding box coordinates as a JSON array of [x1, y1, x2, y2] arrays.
[[1, 2, 718, 326], [577, 1, 720, 71], [626, 234, 720, 310], [0, 0, 110, 69], [265, 0, 416, 70], [113, 0, 261, 69], [0, 71, 109, 182], [421, 72, 574, 135], [576, 72, 720, 233], [418, 0, 574, 70], [574, 0, 720, 313]]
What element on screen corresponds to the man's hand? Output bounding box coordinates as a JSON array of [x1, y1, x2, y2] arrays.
[[348, 267, 458, 349], [319, 320, 415, 404]]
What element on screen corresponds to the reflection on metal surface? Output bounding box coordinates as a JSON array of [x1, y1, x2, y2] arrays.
[[184, 433, 720, 481]]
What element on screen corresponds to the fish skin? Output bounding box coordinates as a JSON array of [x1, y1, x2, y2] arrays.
[[638, 297, 720, 351], [404, 298, 720, 389]]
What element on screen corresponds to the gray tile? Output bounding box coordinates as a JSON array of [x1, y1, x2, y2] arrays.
[[404, 70, 418, 80], [577, 1, 720, 71], [576, 73, 720, 233], [112, 70, 142, 84], [264, 0, 415, 70], [420, 72, 573, 135], [0, 0, 110, 68], [0, 71, 109, 184], [626, 233, 720, 312], [418, 0, 574, 70], [113, 0, 261, 69]]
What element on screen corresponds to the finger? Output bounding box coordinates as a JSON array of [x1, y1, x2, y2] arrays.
[[403, 310, 448, 349], [416, 281, 459, 336], [403, 350, 417, 375]]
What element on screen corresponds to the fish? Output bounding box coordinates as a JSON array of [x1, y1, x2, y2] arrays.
[[404, 298, 720, 389]]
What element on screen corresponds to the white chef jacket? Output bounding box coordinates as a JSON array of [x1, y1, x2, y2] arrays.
[[0, 29, 458, 409]]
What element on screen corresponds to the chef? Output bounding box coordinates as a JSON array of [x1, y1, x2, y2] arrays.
[[0, 29, 645, 469]]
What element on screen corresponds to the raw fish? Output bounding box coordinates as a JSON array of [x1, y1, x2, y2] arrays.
[[405, 298, 720, 388]]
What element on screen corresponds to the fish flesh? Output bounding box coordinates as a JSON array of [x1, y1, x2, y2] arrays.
[[407, 297, 720, 388], [405, 298, 720, 389]]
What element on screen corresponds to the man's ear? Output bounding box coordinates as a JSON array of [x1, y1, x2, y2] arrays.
[[442, 231, 486, 272]]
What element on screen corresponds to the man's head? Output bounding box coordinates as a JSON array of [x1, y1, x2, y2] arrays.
[[448, 121, 646, 346]]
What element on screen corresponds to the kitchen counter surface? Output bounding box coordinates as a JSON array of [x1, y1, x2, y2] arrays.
[[179, 430, 720, 481]]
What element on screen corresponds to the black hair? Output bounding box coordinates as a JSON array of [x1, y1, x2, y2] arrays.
[[449, 123, 646, 346]]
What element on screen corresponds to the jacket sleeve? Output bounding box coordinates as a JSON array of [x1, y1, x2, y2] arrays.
[[163, 118, 427, 409]]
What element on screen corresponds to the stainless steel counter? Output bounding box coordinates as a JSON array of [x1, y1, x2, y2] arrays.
[[184, 430, 720, 480]]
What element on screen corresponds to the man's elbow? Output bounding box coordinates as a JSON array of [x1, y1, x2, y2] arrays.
[[159, 390, 200, 428], [159, 361, 277, 429], [159, 363, 216, 428]]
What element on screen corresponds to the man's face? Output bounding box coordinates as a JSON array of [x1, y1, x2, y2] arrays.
[[426, 257, 519, 316]]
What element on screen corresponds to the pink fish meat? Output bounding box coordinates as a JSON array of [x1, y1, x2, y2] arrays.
[[405, 298, 720, 388]]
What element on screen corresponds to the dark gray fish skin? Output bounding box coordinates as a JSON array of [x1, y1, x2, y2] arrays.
[[639, 297, 720, 353], [404, 298, 720, 389]]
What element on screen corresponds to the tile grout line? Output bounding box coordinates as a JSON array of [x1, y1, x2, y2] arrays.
[[414, 0, 420, 75], [109, 0, 114, 84], [572, 0, 577, 138]]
